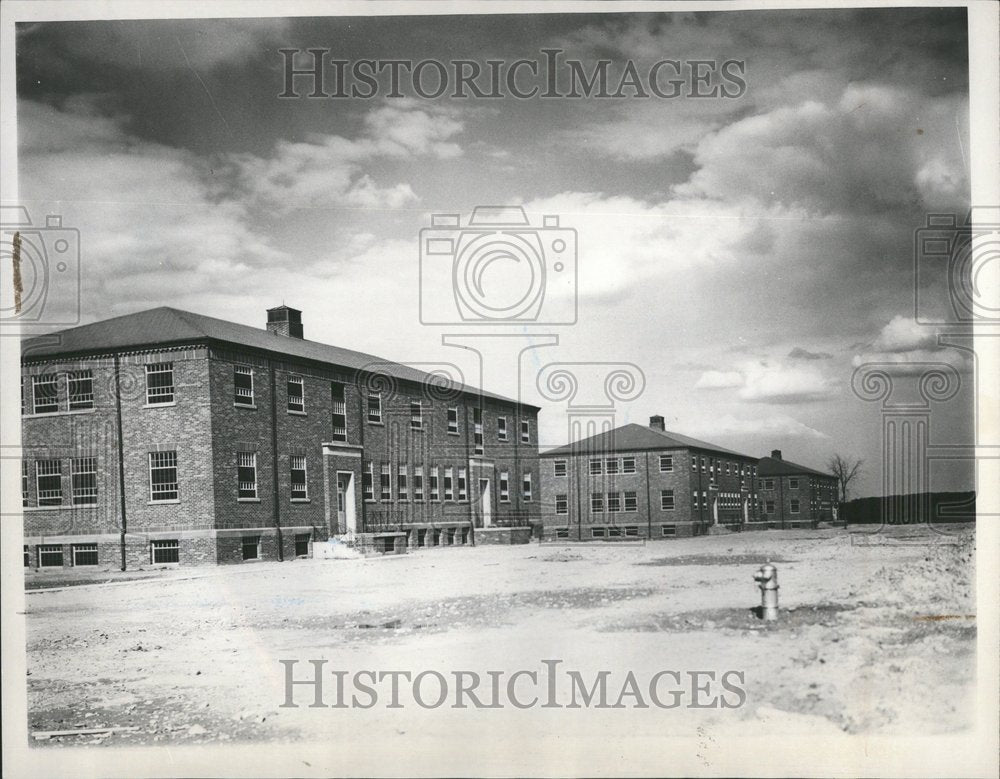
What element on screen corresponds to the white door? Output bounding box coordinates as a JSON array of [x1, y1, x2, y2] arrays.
[[337, 472, 356, 534], [479, 478, 492, 527]]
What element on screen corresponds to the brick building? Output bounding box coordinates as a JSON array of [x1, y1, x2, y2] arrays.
[[538, 415, 759, 541], [752, 450, 838, 529], [20, 306, 539, 569]]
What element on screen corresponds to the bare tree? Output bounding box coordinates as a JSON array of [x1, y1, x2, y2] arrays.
[[827, 454, 863, 504]]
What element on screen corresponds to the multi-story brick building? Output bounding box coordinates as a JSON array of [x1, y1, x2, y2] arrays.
[[538, 415, 759, 541], [20, 306, 539, 569], [752, 450, 838, 529]]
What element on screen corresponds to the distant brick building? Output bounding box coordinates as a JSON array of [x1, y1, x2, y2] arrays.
[[753, 450, 838, 529], [21, 306, 539, 569], [538, 415, 759, 540]]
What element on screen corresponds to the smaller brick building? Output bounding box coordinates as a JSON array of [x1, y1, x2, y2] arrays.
[[752, 450, 838, 529], [539, 415, 759, 541]]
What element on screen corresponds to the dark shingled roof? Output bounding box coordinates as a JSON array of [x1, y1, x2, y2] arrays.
[[756, 456, 834, 479], [21, 306, 533, 408], [540, 423, 755, 459]]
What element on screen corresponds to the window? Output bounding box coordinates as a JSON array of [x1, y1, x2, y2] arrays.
[[458, 467, 468, 501], [589, 459, 603, 476], [430, 467, 440, 501], [413, 466, 424, 501], [38, 544, 64, 567], [554, 459, 567, 477], [661, 525, 676, 537], [151, 539, 180, 564], [521, 420, 530, 443], [447, 407, 459, 434], [625, 526, 639, 537], [295, 533, 310, 557], [367, 391, 382, 423], [22, 461, 28, 507], [398, 465, 409, 501], [72, 543, 99, 566], [497, 416, 508, 441], [701, 491, 708, 509], [591, 492, 604, 512], [591, 527, 606, 538], [381, 462, 392, 500], [765, 500, 775, 514], [556, 528, 570, 539], [499, 471, 510, 502], [145, 363, 174, 405], [24, 546, 30, 567], [32, 374, 59, 414], [691, 490, 699, 509], [444, 467, 454, 500], [624, 491, 638, 512], [241, 535, 261, 561], [234, 366, 254, 406], [149, 451, 178, 501], [522, 472, 532, 502], [68, 370, 94, 410], [660, 455, 673, 472], [287, 377, 305, 413], [790, 499, 801, 514], [555, 494, 568, 514], [238, 452, 258, 499], [763, 479, 774, 490], [71, 457, 98, 505], [607, 492, 621, 512], [691, 457, 697, 471], [36, 460, 63, 506], [606, 458, 619, 475], [701, 457, 707, 472], [608, 526, 622, 538], [363, 461, 374, 501], [789, 478, 799, 490], [331, 383, 347, 442], [290, 455, 308, 500], [473, 408, 484, 455], [622, 457, 636, 474], [410, 401, 423, 431]]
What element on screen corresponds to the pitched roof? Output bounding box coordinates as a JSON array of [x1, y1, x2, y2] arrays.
[[540, 423, 755, 459], [20, 307, 533, 408], [756, 455, 834, 479]]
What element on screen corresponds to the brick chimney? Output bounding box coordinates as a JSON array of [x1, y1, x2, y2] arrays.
[[649, 415, 665, 432], [266, 305, 303, 339], [771, 449, 782, 460]]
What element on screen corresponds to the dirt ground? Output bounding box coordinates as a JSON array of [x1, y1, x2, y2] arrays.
[[22, 527, 976, 749]]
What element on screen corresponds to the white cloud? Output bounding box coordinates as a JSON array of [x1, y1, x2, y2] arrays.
[[851, 315, 972, 374], [738, 361, 837, 403], [684, 413, 829, 440], [694, 370, 744, 390], [870, 314, 940, 352]]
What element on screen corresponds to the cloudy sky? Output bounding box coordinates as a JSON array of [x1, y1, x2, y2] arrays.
[[15, 8, 976, 497]]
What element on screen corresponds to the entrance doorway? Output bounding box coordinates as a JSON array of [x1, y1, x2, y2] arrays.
[[336, 472, 356, 534], [479, 478, 492, 527]]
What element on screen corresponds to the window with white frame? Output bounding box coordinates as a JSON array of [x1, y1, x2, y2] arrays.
[[290, 455, 308, 500], [447, 407, 459, 434], [499, 471, 510, 502], [68, 370, 94, 410], [458, 467, 468, 501], [608, 526, 622, 537], [363, 461, 374, 501], [32, 374, 59, 414], [789, 478, 799, 489], [430, 466, 440, 501], [591, 492, 603, 512], [790, 498, 801, 514], [72, 543, 99, 566], [522, 472, 532, 501], [765, 499, 775, 513], [607, 491, 621, 512], [624, 491, 637, 512], [149, 451, 178, 501], [661, 489, 675, 510], [145, 363, 174, 405], [287, 376, 305, 413], [410, 401, 423, 430], [763, 479, 774, 490], [554, 459, 567, 477], [701, 490, 708, 509], [625, 526, 638, 537], [380, 462, 392, 500], [398, 464, 409, 501], [555, 494, 568, 514], [691, 490, 699, 508], [520, 419, 530, 442], [497, 416, 508, 441], [591, 527, 606, 538], [661, 525, 676, 537], [556, 528, 570, 539], [234, 366, 254, 406], [22, 460, 29, 507], [36, 459, 63, 506], [443, 467, 454, 500], [473, 408, 484, 455], [71, 457, 98, 505], [238, 452, 258, 499], [660, 455, 673, 472], [622, 457, 636, 474], [151, 539, 180, 564], [368, 391, 382, 423], [413, 466, 424, 501], [38, 544, 64, 567], [701, 457, 707, 472], [691, 457, 697, 471], [605, 458, 619, 475], [589, 459, 602, 476], [331, 382, 347, 441]]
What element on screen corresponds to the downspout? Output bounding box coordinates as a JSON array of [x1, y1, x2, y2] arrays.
[[358, 379, 366, 534], [269, 362, 283, 561], [643, 451, 653, 539], [112, 354, 128, 571]]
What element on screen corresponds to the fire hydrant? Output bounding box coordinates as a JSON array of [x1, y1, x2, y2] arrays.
[[754, 563, 779, 621]]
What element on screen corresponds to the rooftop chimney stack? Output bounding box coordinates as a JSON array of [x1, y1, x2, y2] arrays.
[[266, 305, 303, 339], [650, 415, 665, 432], [771, 449, 782, 460]]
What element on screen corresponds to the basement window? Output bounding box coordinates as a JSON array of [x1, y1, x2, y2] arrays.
[[555, 528, 569, 539], [72, 543, 99, 566], [242, 535, 261, 561], [607, 526, 622, 537], [661, 525, 676, 537], [591, 527, 606, 538], [151, 539, 179, 564], [625, 526, 639, 537], [38, 544, 64, 567], [294, 533, 310, 557]]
